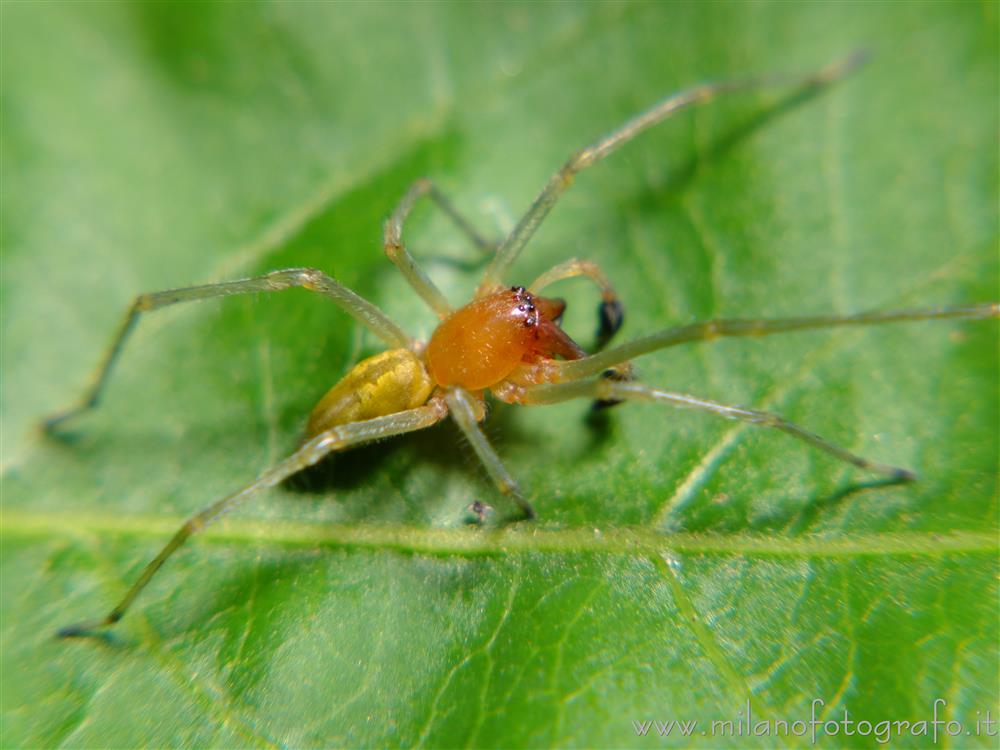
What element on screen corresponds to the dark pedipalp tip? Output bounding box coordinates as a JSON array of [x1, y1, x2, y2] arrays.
[[895, 468, 918, 483], [597, 299, 624, 340]]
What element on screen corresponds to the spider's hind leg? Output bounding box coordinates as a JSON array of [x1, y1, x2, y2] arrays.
[[57, 399, 449, 638], [479, 52, 870, 292], [518, 378, 917, 481]]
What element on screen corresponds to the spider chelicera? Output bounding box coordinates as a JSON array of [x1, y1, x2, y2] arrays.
[[49, 52, 998, 638]]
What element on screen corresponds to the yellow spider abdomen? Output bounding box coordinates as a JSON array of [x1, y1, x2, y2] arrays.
[[304, 348, 434, 439]]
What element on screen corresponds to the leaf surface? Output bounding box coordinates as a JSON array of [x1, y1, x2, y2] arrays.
[[2, 3, 997, 747]]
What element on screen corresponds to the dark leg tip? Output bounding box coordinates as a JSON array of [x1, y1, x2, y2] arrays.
[[894, 468, 918, 483], [41, 409, 87, 440], [57, 623, 117, 645], [57, 623, 92, 639], [590, 364, 634, 410], [596, 299, 625, 348], [41, 414, 66, 435], [57, 611, 117, 639]]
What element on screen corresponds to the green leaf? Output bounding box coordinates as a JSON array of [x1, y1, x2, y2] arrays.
[[3, 2, 997, 748]]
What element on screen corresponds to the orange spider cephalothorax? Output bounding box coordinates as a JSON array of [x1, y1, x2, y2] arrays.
[[426, 286, 586, 390]]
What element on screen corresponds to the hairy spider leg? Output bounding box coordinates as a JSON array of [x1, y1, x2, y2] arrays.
[[57, 398, 449, 638], [43, 268, 411, 432], [554, 303, 1000, 381], [445, 388, 536, 521], [478, 51, 870, 293], [384, 178, 500, 319], [518, 379, 915, 480]]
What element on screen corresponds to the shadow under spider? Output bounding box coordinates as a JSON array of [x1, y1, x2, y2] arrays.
[[283, 420, 459, 491], [280, 398, 622, 529], [662, 81, 836, 196]]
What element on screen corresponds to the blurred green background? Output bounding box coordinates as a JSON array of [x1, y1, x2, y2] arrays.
[[2, 2, 997, 748]]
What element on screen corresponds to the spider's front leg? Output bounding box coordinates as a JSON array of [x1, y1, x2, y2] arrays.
[[556, 303, 1000, 381], [478, 51, 870, 293], [511, 302, 999, 463]]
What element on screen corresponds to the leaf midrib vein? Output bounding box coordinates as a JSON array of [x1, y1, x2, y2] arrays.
[[5, 510, 994, 558]]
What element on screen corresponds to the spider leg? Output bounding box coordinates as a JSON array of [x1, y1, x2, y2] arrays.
[[556, 303, 1000, 381], [479, 51, 869, 291], [529, 258, 623, 351], [445, 387, 536, 521], [385, 178, 499, 319], [43, 268, 410, 432], [518, 379, 915, 481], [57, 398, 449, 638]]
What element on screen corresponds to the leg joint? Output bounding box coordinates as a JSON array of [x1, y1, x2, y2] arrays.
[[565, 148, 596, 174], [133, 293, 155, 312], [274, 267, 325, 290], [412, 176, 433, 193], [384, 238, 404, 260], [751, 411, 783, 428], [497, 478, 521, 497]]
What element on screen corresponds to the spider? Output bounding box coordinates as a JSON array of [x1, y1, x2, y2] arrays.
[[49, 52, 998, 638]]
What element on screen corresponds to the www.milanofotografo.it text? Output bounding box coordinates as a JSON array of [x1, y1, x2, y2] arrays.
[[632, 699, 997, 744]]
